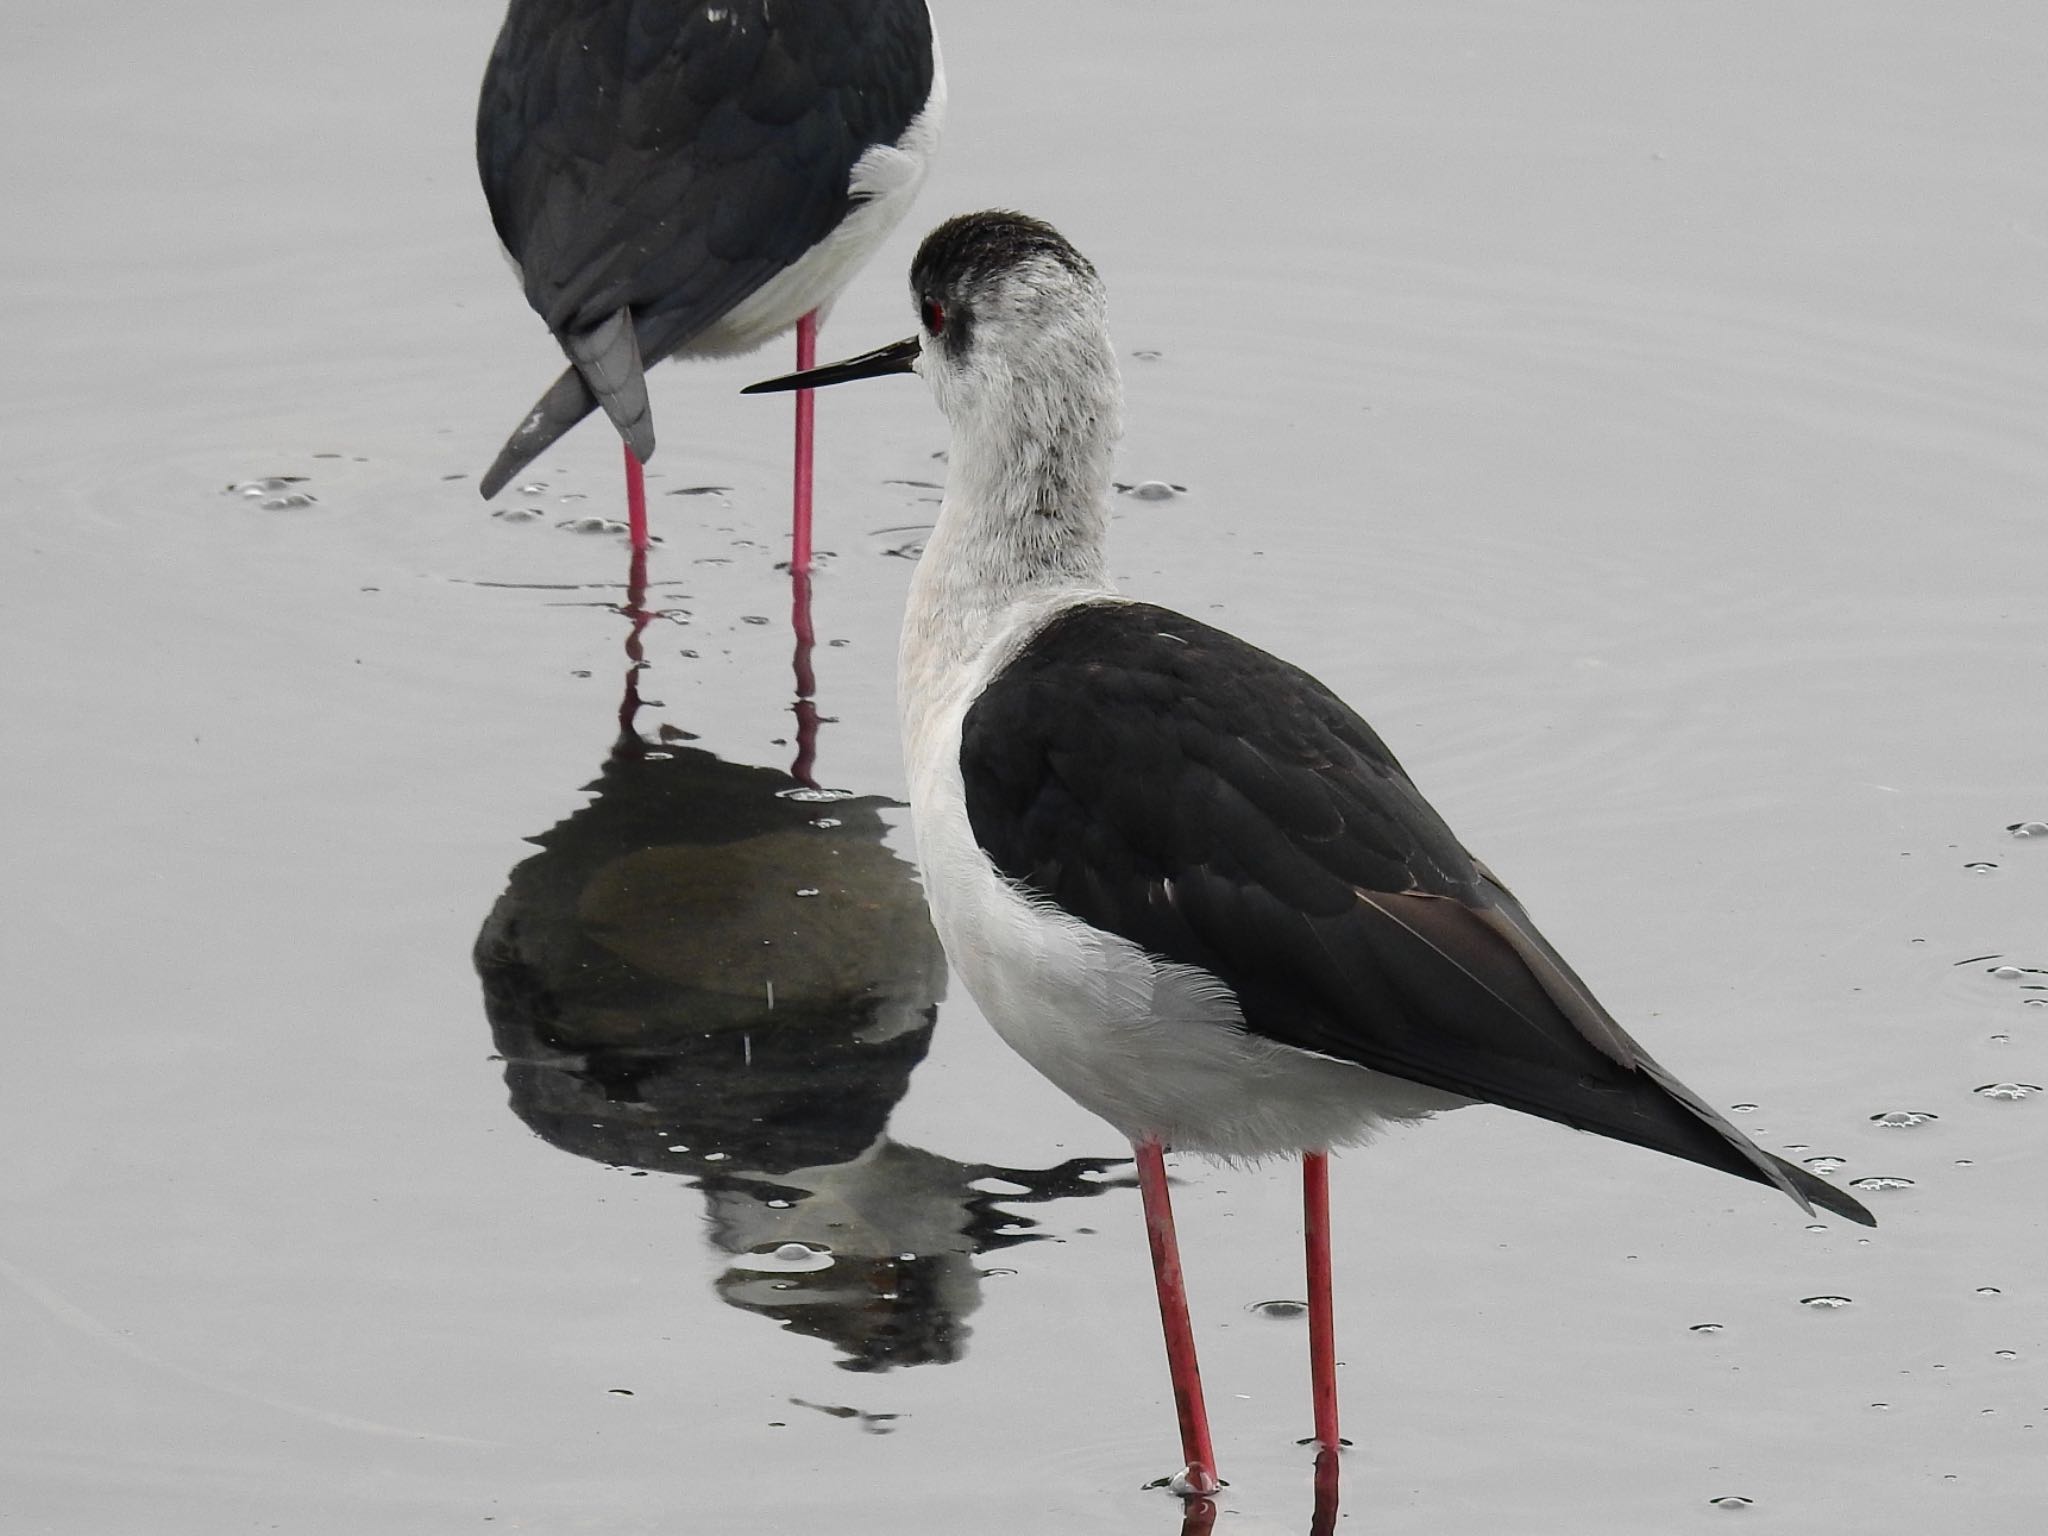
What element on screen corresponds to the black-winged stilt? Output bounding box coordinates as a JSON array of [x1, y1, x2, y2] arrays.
[[475, 0, 943, 566], [746, 210, 1875, 1498]]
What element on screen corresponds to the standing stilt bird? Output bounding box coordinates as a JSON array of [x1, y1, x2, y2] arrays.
[[746, 211, 1874, 1497], [475, 0, 943, 563]]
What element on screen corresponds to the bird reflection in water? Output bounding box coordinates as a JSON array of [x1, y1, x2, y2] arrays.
[[475, 554, 1124, 1370]]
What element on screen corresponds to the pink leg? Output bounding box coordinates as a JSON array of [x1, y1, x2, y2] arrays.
[[623, 441, 649, 553], [788, 566, 820, 789], [791, 310, 818, 574], [1303, 1151, 1341, 1458], [1178, 1494, 1220, 1536], [1134, 1138, 1220, 1496], [1310, 1442, 1340, 1536], [616, 541, 651, 740]]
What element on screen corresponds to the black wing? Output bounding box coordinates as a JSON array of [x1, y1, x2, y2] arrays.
[[961, 601, 1873, 1226], [478, 0, 933, 359]]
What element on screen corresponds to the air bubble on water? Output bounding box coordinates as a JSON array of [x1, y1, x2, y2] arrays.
[[1871, 1110, 1938, 1128], [492, 506, 544, 522], [1800, 1295, 1854, 1309], [811, 817, 843, 829], [1996, 1350, 2019, 1360], [1707, 1495, 1754, 1510], [665, 1144, 690, 1153], [741, 614, 771, 626], [1248, 1299, 1308, 1319], [1955, 1158, 1976, 1167], [730, 1242, 834, 1274], [1977, 1287, 2002, 1296], [777, 786, 856, 803], [1975, 1082, 2042, 1100], [704, 1151, 729, 1161], [1132, 348, 1164, 361], [1964, 862, 1998, 872], [970, 1176, 1033, 1196], [1730, 1102, 1759, 1114], [1783, 1143, 1809, 1153], [1118, 479, 1183, 501], [983, 1267, 1018, 1277], [765, 1198, 792, 1209], [2009, 821, 2048, 837], [1989, 1033, 2012, 1044], [1802, 1155, 1847, 1173], [1848, 1176, 1915, 1191], [558, 516, 628, 535], [1689, 1323, 1725, 1333], [795, 887, 820, 898], [1991, 966, 2025, 980], [227, 477, 317, 510], [1805, 1223, 1828, 1232]]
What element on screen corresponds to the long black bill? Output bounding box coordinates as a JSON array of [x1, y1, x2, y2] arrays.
[[742, 335, 920, 395]]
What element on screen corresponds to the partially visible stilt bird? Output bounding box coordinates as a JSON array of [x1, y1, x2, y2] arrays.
[[746, 210, 1875, 1498], [476, 0, 943, 561]]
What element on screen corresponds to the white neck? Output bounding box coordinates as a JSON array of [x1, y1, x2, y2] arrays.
[[898, 346, 1122, 747]]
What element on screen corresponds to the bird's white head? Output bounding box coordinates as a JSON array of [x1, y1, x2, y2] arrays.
[[905, 211, 1122, 456], [747, 211, 1124, 540]]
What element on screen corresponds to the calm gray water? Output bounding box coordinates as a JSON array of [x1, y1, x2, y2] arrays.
[[4, 3, 2044, 1531]]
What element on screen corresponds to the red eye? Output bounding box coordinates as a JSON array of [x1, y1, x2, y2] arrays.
[[921, 297, 945, 336]]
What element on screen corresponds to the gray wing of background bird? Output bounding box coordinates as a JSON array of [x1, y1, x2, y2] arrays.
[[476, 0, 934, 493]]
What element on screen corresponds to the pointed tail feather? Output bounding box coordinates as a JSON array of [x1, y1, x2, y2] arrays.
[[1466, 879, 1876, 1228], [1762, 1150, 1876, 1227], [477, 308, 655, 499], [561, 307, 654, 464], [479, 365, 599, 498]]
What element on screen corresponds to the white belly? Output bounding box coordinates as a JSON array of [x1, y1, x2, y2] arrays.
[[687, 39, 946, 358]]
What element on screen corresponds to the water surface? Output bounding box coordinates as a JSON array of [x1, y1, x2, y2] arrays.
[[4, 2, 2045, 1531]]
